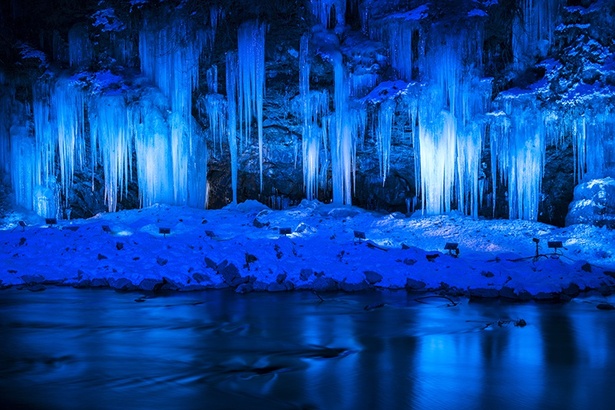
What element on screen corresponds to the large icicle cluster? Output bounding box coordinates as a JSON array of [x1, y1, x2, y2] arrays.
[[139, 17, 208, 206], [490, 93, 546, 221], [405, 29, 490, 217]]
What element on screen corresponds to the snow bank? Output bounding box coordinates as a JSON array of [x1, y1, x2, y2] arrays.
[[1, 201, 614, 300]]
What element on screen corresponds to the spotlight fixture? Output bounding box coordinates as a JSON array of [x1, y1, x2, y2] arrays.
[[159, 227, 171, 237], [354, 230, 366, 240], [102, 225, 112, 233], [548, 241, 564, 256], [18, 221, 26, 231], [444, 242, 460, 257], [279, 227, 292, 235], [532, 238, 540, 259], [45, 218, 57, 226]]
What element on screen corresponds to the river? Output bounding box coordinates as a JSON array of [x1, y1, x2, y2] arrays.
[[1, 287, 614, 409]]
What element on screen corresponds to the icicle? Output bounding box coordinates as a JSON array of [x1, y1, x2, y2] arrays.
[[512, 0, 564, 68], [32, 81, 55, 190], [300, 34, 330, 201], [328, 51, 364, 205], [207, 65, 218, 94], [89, 95, 132, 212], [409, 30, 488, 217], [349, 70, 379, 98], [375, 99, 395, 185], [0, 76, 11, 175], [237, 20, 266, 191], [574, 112, 615, 182], [491, 94, 545, 220], [68, 24, 93, 68], [10, 129, 36, 212], [53, 78, 85, 206], [198, 93, 226, 158], [309, 0, 346, 29], [138, 14, 209, 207], [129, 89, 173, 208], [226, 51, 239, 204]]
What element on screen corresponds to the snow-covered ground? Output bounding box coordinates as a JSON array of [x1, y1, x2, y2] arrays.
[[2, 200, 615, 300]]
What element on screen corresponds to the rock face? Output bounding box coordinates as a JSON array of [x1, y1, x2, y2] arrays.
[[0, 0, 614, 225], [566, 178, 615, 228]]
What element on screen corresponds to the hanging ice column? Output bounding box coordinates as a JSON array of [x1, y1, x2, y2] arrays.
[[512, 0, 564, 68], [310, 0, 347, 29], [27, 78, 85, 216], [412, 32, 490, 217], [300, 35, 330, 200], [89, 95, 132, 212], [375, 99, 395, 185], [490, 93, 545, 221], [226, 52, 239, 204], [138, 16, 209, 207], [330, 51, 361, 205], [237, 20, 266, 192], [573, 113, 615, 182]]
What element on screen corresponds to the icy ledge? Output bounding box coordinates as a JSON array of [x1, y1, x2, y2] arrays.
[[2, 200, 615, 301]]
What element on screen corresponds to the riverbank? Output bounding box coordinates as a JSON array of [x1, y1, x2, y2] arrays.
[[2, 200, 615, 301]]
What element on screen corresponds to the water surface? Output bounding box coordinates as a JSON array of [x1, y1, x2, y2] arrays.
[[1, 287, 614, 409]]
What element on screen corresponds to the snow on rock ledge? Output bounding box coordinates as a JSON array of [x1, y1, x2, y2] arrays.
[[566, 177, 615, 228]]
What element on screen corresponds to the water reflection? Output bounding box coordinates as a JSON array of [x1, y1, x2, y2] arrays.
[[1, 288, 615, 409]]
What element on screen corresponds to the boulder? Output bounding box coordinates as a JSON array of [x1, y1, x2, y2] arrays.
[[405, 278, 426, 291], [468, 288, 499, 298], [364, 270, 383, 285], [312, 277, 339, 292]]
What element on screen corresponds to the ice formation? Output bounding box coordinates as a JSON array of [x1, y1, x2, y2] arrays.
[[574, 113, 615, 182], [237, 20, 266, 191], [406, 30, 490, 217], [490, 93, 545, 221], [310, 0, 347, 29], [226, 52, 239, 204], [300, 35, 330, 200], [2, 0, 614, 224], [375, 99, 394, 185], [512, 0, 564, 69]]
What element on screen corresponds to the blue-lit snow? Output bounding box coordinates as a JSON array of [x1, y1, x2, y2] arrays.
[[1, 200, 614, 297]]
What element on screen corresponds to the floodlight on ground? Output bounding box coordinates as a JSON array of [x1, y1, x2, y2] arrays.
[[159, 227, 171, 237], [102, 225, 111, 233], [354, 230, 366, 240], [18, 221, 26, 231], [445, 242, 460, 257], [45, 218, 57, 226], [548, 241, 564, 255], [279, 227, 292, 235], [532, 238, 540, 259]]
